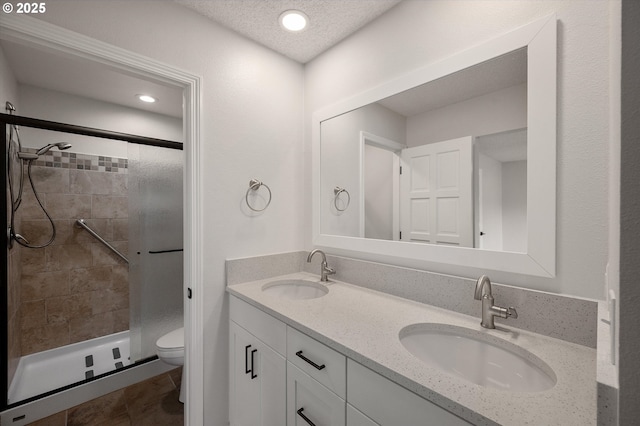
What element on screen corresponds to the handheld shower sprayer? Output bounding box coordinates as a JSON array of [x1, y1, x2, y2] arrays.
[[35, 142, 72, 156], [8, 138, 73, 248], [17, 142, 72, 160], [4, 101, 75, 249]]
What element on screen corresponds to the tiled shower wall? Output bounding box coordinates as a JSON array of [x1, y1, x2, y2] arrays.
[[15, 149, 130, 356]]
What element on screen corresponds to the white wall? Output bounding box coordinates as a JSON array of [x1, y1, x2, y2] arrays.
[[0, 45, 18, 114], [501, 160, 527, 252], [320, 103, 405, 238], [17, 85, 183, 158], [33, 2, 304, 424], [306, 0, 612, 299], [407, 83, 526, 147], [364, 144, 394, 240], [477, 153, 503, 250]]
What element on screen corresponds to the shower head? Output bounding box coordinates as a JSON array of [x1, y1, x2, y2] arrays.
[[35, 142, 72, 156], [5, 101, 16, 113]]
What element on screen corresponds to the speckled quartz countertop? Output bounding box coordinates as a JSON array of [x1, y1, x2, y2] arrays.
[[227, 272, 596, 426]]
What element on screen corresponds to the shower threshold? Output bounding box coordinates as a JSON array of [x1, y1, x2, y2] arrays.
[[9, 331, 131, 404]]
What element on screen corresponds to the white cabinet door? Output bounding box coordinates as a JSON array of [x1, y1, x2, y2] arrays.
[[400, 136, 473, 247], [347, 404, 379, 426], [287, 362, 345, 426], [229, 321, 286, 426]]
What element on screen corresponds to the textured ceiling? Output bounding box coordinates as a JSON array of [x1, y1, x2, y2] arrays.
[[174, 0, 403, 63]]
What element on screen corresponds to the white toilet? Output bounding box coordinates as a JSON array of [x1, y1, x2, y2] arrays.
[[156, 327, 185, 402]]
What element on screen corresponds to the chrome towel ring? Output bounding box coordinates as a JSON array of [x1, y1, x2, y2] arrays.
[[246, 179, 272, 212], [333, 187, 350, 212]]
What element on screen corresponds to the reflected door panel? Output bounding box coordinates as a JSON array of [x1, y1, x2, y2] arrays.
[[400, 136, 472, 247]]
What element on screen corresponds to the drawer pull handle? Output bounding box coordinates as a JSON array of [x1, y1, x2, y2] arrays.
[[297, 407, 316, 426], [295, 350, 326, 370], [250, 349, 258, 379], [244, 345, 252, 374]]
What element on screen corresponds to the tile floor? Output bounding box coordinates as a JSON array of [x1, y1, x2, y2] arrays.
[[26, 367, 183, 425]]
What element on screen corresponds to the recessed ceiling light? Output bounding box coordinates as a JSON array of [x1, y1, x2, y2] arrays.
[[136, 94, 157, 103], [279, 10, 308, 32]]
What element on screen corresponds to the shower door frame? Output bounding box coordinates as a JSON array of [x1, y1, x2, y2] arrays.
[[0, 113, 183, 409]]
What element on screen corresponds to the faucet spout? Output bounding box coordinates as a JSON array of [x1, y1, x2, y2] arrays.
[[307, 249, 325, 264], [307, 249, 335, 282], [474, 275, 492, 300], [473, 275, 518, 329]]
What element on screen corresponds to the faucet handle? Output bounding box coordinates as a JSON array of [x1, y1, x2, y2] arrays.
[[506, 307, 518, 319]]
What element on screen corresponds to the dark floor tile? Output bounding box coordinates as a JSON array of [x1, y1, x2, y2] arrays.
[[130, 389, 184, 426], [26, 371, 182, 426], [124, 373, 177, 418], [96, 412, 132, 426], [168, 366, 182, 389], [67, 389, 128, 426]]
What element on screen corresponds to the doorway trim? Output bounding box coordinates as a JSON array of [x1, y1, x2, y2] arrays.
[[0, 15, 204, 424]]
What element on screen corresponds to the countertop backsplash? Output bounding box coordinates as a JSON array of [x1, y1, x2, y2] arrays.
[[226, 251, 597, 348]]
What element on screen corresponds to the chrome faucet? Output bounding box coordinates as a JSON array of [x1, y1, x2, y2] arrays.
[[307, 249, 335, 282], [474, 275, 518, 329]]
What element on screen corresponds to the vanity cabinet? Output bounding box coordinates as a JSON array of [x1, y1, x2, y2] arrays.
[[229, 297, 287, 426], [287, 326, 346, 398], [286, 326, 347, 425], [287, 362, 346, 426], [229, 295, 470, 426]]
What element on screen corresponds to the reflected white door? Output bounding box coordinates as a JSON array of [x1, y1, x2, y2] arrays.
[[400, 136, 473, 247]]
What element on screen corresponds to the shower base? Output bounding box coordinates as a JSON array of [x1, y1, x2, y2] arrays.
[[1, 332, 172, 426], [9, 331, 131, 404]]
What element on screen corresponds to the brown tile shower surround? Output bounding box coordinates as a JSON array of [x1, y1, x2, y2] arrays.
[[8, 150, 130, 356], [25, 367, 183, 426]]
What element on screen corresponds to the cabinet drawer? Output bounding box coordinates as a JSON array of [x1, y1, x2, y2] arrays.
[[287, 362, 345, 426], [287, 326, 346, 398], [230, 295, 286, 355], [347, 360, 471, 426], [347, 404, 379, 426]]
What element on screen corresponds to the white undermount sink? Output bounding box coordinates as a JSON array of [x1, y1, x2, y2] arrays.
[[261, 279, 328, 300], [399, 323, 556, 392]]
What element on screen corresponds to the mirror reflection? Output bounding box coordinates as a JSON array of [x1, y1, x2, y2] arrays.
[[320, 48, 527, 251]]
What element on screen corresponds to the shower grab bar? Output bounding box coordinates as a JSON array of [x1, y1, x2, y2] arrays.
[[75, 219, 129, 264], [148, 248, 183, 254]]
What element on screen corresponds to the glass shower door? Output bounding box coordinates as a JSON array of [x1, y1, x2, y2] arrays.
[[128, 143, 184, 362]]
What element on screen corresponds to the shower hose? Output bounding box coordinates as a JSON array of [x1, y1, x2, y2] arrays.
[[6, 121, 58, 249]]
